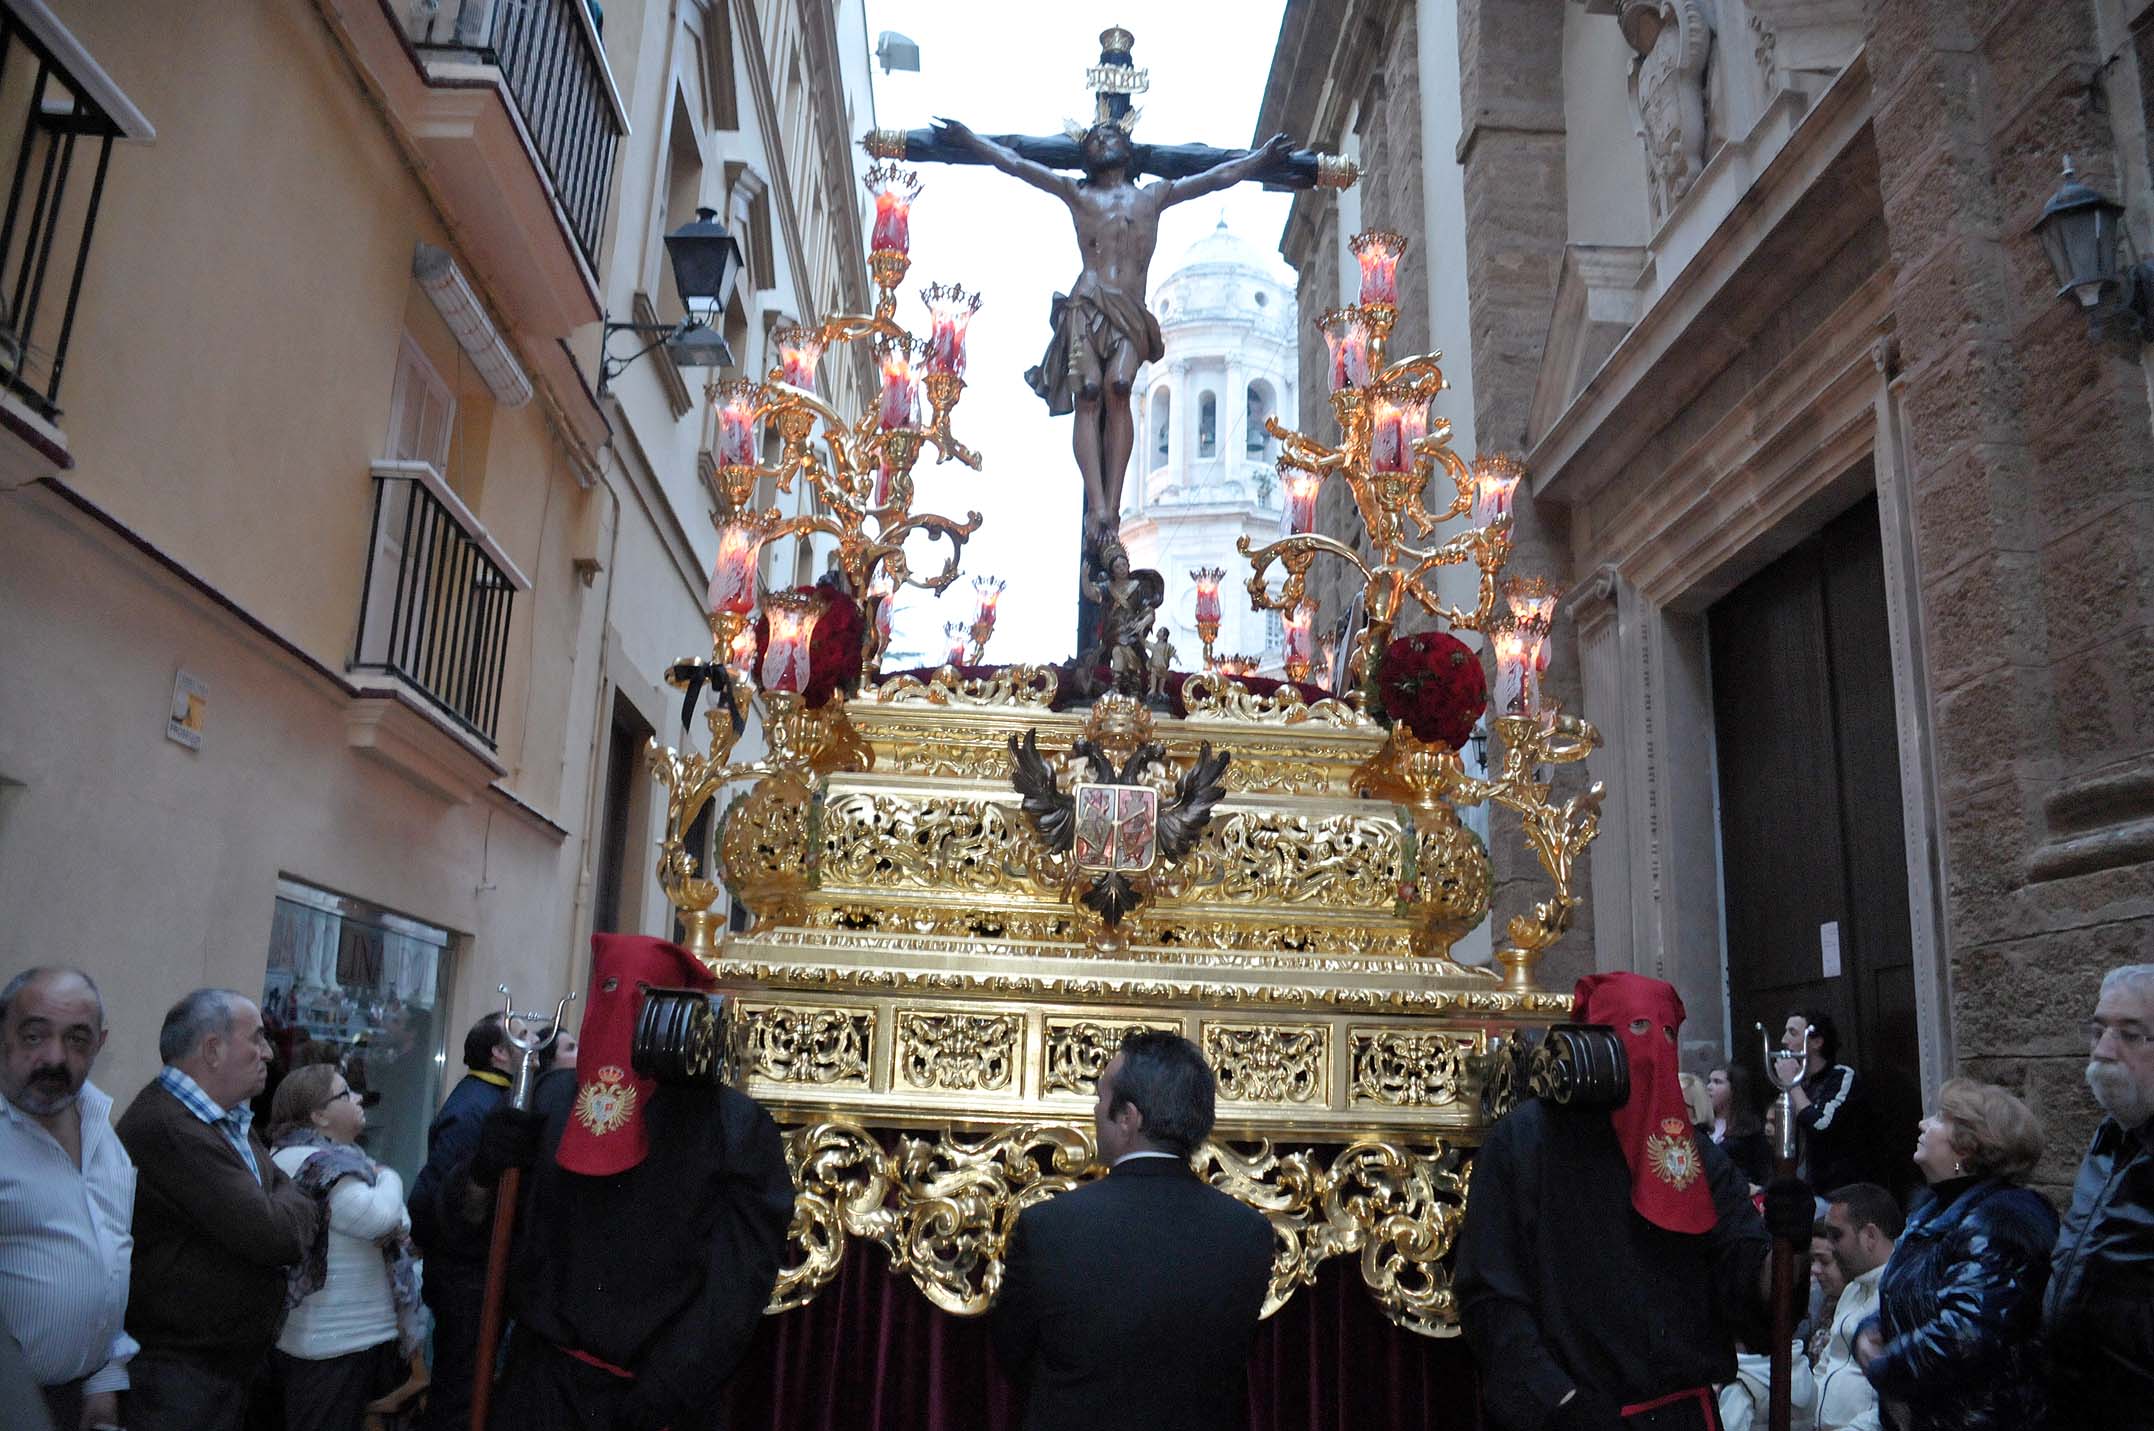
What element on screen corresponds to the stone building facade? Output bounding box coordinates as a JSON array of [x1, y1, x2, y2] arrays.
[[1263, 0, 2154, 1194]]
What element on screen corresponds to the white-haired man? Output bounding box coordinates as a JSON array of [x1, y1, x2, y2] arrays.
[[2046, 962, 2154, 1426], [0, 967, 134, 1431], [118, 988, 317, 1431]]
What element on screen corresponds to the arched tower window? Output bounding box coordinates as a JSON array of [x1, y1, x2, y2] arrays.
[[1152, 389, 1172, 469], [1199, 391, 1217, 458], [1246, 380, 1276, 459]]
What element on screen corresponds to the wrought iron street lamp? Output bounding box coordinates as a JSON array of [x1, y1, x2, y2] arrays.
[[600, 207, 746, 391], [2033, 158, 2152, 342]]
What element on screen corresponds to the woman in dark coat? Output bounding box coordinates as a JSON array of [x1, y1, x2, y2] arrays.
[[1856, 1077, 2058, 1431]]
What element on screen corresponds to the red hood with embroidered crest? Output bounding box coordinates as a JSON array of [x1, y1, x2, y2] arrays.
[[1573, 971, 1717, 1235], [554, 933, 714, 1177]]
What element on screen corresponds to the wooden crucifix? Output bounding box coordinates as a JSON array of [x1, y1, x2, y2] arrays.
[[864, 27, 1353, 655]]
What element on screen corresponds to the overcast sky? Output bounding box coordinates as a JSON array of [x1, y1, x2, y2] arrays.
[[866, 1, 1294, 665]]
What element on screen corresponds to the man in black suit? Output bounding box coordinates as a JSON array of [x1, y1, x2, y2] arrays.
[[991, 1029, 1275, 1431]]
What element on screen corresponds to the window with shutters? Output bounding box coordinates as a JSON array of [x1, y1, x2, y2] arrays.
[[386, 334, 454, 472]]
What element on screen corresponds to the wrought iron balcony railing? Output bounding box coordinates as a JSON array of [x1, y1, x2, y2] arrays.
[[353, 462, 529, 747], [0, 1, 153, 421], [402, 0, 621, 265]]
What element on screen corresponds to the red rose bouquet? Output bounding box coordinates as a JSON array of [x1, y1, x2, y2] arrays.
[[1373, 631, 1486, 749], [753, 585, 865, 707]]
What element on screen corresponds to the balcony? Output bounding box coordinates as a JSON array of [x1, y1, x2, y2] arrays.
[[315, 0, 625, 343], [352, 460, 530, 750], [0, 1, 152, 487]]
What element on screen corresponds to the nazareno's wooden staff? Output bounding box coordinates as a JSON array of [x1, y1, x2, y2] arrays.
[[1760, 1023, 1810, 1431], [469, 986, 574, 1431]]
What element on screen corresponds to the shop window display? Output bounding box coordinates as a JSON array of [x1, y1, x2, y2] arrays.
[[259, 877, 456, 1184]]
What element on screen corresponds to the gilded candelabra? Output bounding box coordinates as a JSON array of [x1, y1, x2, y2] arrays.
[[1232, 227, 1604, 987], [649, 157, 990, 968]]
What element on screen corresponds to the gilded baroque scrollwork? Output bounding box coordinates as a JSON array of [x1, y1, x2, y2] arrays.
[[1349, 1029, 1480, 1109], [1196, 1138, 1471, 1335], [818, 792, 1023, 893], [897, 1010, 1021, 1091], [1188, 810, 1407, 910], [804, 902, 1425, 959], [773, 1119, 1469, 1338], [1204, 1024, 1328, 1104], [869, 664, 1060, 708], [1042, 1018, 1176, 1094], [1178, 672, 1370, 728], [735, 1005, 874, 1086], [773, 1120, 1092, 1316]]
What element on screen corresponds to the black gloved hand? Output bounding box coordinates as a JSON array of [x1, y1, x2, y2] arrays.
[[1547, 1386, 1625, 1431], [1764, 1175, 1815, 1243], [471, 1104, 545, 1188]]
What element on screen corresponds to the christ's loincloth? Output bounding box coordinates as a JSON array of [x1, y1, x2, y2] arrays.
[[1024, 280, 1165, 416]]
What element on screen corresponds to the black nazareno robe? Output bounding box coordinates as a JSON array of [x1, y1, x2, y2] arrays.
[[1456, 1097, 1772, 1429], [483, 1068, 796, 1431]]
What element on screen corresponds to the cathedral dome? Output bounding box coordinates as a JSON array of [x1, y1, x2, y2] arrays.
[[1152, 214, 1294, 333]]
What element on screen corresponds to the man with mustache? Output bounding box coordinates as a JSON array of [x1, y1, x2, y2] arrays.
[[2045, 962, 2154, 1426], [0, 967, 135, 1431]]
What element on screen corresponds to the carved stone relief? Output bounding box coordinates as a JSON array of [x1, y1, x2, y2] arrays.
[[1622, 0, 1714, 226]]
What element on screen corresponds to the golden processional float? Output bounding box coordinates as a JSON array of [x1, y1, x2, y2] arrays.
[[640, 120, 1604, 1342]]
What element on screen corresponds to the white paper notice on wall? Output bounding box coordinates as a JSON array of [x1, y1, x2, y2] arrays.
[[1819, 920, 1842, 979]]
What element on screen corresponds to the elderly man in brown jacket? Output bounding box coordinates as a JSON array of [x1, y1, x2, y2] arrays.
[[118, 989, 318, 1431]]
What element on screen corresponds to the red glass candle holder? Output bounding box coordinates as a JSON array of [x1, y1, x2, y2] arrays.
[[1350, 229, 1407, 308], [1320, 308, 1371, 393], [866, 165, 923, 257], [1283, 470, 1323, 532], [921, 282, 982, 378], [877, 339, 918, 430], [707, 520, 762, 616], [775, 325, 825, 394], [760, 592, 821, 695], [1472, 452, 1526, 527], [713, 380, 760, 469], [1191, 566, 1226, 625]]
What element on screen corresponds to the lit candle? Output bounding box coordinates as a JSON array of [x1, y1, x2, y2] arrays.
[[1368, 398, 1406, 474], [921, 283, 982, 378], [866, 165, 923, 256], [727, 624, 758, 672], [1503, 575, 1559, 627], [1283, 603, 1315, 679], [759, 592, 820, 695], [775, 325, 824, 393], [944, 620, 969, 667], [1321, 309, 1371, 393], [867, 572, 896, 646], [878, 341, 917, 430], [706, 521, 762, 616], [972, 574, 1005, 626], [1396, 399, 1428, 465], [714, 380, 759, 468], [1191, 567, 1225, 625], [1472, 452, 1525, 527], [1493, 621, 1536, 717], [1351, 230, 1406, 307], [1283, 470, 1323, 533]]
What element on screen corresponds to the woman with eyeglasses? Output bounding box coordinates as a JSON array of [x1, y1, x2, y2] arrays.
[[1852, 1077, 2058, 1431], [265, 1064, 427, 1431]]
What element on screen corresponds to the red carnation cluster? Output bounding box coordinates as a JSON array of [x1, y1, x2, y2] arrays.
[[753, 585, 865, 707], [1375, 631, 1486, 749]]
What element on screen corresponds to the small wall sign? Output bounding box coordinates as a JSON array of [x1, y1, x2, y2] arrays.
[[167, 669, 208, 750]]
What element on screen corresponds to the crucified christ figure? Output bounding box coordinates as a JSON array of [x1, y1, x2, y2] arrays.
[[932, 117, 1292, 539]]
